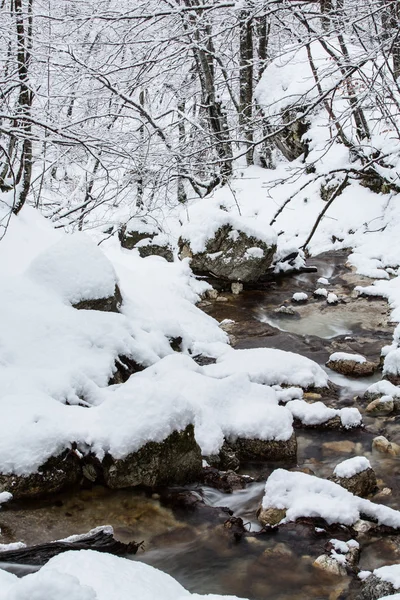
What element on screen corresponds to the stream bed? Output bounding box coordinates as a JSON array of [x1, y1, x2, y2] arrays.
[[1, 250, 400, 599]]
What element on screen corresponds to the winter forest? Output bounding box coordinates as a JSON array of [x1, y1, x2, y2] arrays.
[[2, 0, 400, 598]]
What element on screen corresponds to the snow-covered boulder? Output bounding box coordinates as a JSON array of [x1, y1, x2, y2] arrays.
[[178, 202, 277, 283], [258, 469, 400, 529], [179, 224, 276, 283], [330, 457, 376, 497], [27, 233, 122, 312], [119, 222, 173, 262], [326, 352, 378, 377]]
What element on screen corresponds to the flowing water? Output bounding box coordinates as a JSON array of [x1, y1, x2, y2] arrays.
[[1, 250, 400, 599]]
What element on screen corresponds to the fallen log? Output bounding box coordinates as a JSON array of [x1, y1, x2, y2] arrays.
[[0, 526, 141, 566]]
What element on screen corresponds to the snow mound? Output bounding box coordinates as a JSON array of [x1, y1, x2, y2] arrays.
[[333, 456, 371, 478], [27, 233, 118, 305], [262, 469, 400, 527], [204, 348, 329, 389], [0, 550, 248, 600]]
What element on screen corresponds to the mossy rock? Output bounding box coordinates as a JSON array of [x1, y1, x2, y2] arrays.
[[0, 450, 82, 500], [227, 432, 297, 462], [102, 424, 202, 488]]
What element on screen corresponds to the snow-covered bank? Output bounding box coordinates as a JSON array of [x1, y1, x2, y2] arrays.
[[0, 207, 339, 485], [0, 550, 248, 600]]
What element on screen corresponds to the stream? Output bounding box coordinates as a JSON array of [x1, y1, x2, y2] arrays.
[[1, 250, 400, 599]]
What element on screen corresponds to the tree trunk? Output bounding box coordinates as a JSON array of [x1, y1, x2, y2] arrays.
[[239, 4, 254, 165]]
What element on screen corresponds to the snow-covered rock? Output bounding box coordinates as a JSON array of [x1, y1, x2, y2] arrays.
[[286, 399, 362, 429], [331, 457, 376, 497], [259, 469, 400, 528], [27, 233, 121, 311], [327, 353, 377, 377], [292, 292, 308, 303], [119, 222, 174, 262], [178, 201, 277, 282]]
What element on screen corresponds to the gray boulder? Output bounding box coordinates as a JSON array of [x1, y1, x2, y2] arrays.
[[179, 224, 276, 283]]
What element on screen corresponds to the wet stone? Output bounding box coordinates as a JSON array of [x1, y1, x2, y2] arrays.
[[227, 432, 297, 462], [313, 554, 347, 577], [257, 506, 287, 527], [326, 357, 378, 377], [372, 435, 400, 456], [201, 468, 251, 493], [366, 397, 394, 416]]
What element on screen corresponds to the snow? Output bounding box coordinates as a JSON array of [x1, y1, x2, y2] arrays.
[[318, 278, 330, 285], [327, 293, 339, 304], [366, 380, 400, 399], [329, 352, 367, 364], [262, 469, 400, 528], [0, 492, 12, 504], [286, 399, 362, 429], [333, 457, 371, 478], [27, 233, 118, 305], [314, 288, 328, 297], [292, 292, 308, 302], [0, 550, 248, 600], [329, 539, 359, 565], [203, 348, 329, 389]]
